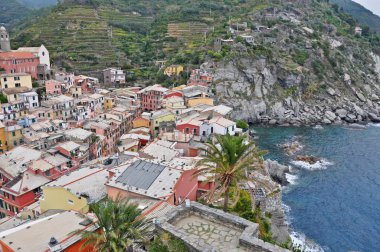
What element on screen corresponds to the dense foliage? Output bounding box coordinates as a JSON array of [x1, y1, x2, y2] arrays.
[[81, 197, 148, 252]]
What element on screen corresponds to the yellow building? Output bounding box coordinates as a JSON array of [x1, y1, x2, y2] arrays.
[[104, 97, 115, 110], [187, 97, 214, 107], [0, 122, 7, 153], [69, 86, 82, 98], [6, 125, 23, 150], [151, 109, 176, 133], [132, 116, 151, 129], [164, 65, 184, 77], [40, 167, 109, 214], [40, 187, 90, 213], [0, 73, 33, 89], [3, 87, 32, 103]]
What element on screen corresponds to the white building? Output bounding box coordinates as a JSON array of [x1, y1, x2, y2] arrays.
[[19, 91, 39, 109], [209, 116, 236, 135], [16, 45, 51, 70]]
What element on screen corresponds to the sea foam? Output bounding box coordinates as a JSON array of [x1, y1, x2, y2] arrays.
[[291, 159, 333, 170], [290, 231, 326, 252], [285, 172, 298, 185]]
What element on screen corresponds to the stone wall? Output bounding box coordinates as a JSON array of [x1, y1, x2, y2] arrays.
[[261, 191, 283, 213], [155, 201, 289, 252]]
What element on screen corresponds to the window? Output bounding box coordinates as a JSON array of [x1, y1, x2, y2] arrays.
[[45, 170, 50, 176], [14, 76, 20, 81], [12, 132, 15, 137], [13, 141, 17, 146], [11, 195, 15, 201], [15, 83, 20, 87], [3, 78, 6, 82], [193, 128, 197, 134], [4, 84, 7, 88], [68, 199, 74, 205], [185, 128, 190, 134]]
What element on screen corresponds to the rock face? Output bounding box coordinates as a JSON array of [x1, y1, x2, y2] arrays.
[[214, 58, 380, 125], [212, 2, 380, 126], [265, 159, 290, 186]]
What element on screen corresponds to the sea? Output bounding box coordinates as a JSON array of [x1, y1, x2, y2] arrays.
[[253, 124, 380, 252]]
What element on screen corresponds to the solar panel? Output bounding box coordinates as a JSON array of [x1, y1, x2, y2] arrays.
[[115, 160, 165, 190]]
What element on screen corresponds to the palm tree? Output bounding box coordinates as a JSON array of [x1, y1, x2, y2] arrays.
[[81, 197, 148, 252], [196, 134, 266, 212]]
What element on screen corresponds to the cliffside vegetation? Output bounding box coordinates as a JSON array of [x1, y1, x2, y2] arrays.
[[330, 0, 380, 34]]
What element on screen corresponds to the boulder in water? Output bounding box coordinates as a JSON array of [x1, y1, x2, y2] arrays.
[[265, 159, 290, 186], [296, 155, 320, 164]]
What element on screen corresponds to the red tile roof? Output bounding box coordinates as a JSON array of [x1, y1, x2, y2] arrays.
[[0, 51, 37, 60]]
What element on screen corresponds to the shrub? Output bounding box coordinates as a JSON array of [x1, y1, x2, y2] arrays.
[[293, 49, 309, 65], [32, 81, 39, 88], [236, 119, 249, 130], [0, 93, 7, 103], [233, 190, 252, 213], [149, 237, 168, 252]]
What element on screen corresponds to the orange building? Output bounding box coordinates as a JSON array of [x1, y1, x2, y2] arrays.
[[132, 116, 151, 129]]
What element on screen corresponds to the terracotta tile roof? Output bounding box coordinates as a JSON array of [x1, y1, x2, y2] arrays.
[[0, 51, 38, 60]]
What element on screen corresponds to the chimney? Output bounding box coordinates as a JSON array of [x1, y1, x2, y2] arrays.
[[48, 236, 62, 252]]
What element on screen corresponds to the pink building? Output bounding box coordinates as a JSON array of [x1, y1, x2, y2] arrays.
[[45, 80, 62, 96], [84, 121, 114, 156], [137, 84, 168, 111], [75, 76, 96, 94], [0, 51, 40, 79]]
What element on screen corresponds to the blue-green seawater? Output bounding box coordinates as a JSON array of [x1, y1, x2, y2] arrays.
[[253, 125, 380, 252]]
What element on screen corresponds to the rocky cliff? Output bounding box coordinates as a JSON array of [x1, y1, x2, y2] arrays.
[[213, 1, 380, 125]]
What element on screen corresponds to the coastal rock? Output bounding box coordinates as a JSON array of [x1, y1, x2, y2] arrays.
[[335, 108, 348, 118], [279, 141, 302, 155], [345, 113, 357, 123], [324, 111, 336, 121], [322, 118, 332, 124], [269, 119, 277, 125], [296, 155, 320, 165], [265, 159, 290, 186], [356, 92, 366, 102], [368, 113, 380, 123], [353, 104, 366, 117], [371, 94, 379, 101]]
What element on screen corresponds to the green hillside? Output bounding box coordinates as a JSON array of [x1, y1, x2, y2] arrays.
[[0, 0, 31, 26], [10, 0, 380, 86], [17, 0, 57, 9], [11, 0, 244, 77], [330, 0, 380, 34]]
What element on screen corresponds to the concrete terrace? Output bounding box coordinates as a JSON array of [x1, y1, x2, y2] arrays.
[[174, 214, 250, 252], [156, 202, 289, 252]]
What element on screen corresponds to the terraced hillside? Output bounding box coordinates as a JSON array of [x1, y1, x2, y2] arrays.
[[13, 6, 132, 73], [167, 22, 210, 40], [10, 0, 245, 76]]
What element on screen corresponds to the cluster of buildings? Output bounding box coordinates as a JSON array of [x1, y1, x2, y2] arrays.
[[0, 26, 287, 252]]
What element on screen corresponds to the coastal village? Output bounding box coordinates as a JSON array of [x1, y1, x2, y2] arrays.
[[0, 24, 290, 252]]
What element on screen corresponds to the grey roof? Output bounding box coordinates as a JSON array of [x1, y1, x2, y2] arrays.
[[115, 160, 165, 190]]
